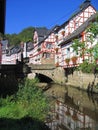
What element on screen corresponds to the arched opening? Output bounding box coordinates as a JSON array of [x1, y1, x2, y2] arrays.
[[35, 73, 53, 83]]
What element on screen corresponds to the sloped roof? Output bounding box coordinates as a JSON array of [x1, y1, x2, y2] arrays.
[[35, 27, 50, 43], [9, 45, 21, 54], [26, 41, 34, 52], [59, 13, 97, 46], [35, 25, 60, 44], [35, 27, 49, 37], [1, 39, 8, 51], [56, 0, 96, 31]]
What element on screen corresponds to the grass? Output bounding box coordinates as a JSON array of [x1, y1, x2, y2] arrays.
[[0, 78, 50, 130]]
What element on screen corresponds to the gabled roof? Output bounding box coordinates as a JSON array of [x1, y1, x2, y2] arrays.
[[35, 27, 50, 43], [69, 0, 92, 20], [56, 0, 96, 31], [1, 39, 8, 51], [59, 13, 97, 46], [26, 41, 34, 52], [35, 25, 60, 45], [9, 45, 21, 54]]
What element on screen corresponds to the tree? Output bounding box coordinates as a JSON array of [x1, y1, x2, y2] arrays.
[[71, 13, 98, 73], [86, 12, 98, 61], [5, 33, 21, 46], [5, 27, 34, 46], [72, 12, 98, 63], [18, 27, 34, 42], [71, 39, 85, 59]]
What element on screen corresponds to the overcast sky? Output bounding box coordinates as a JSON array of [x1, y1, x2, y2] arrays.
[[5, 0, 98, 34]]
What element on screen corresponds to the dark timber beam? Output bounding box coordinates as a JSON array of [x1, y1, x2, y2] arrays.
[[0, 0, 6, 34]]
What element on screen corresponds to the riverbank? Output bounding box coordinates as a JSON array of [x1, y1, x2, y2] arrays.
[[65, 71, 98, 94], [44, 82, 98, 130]]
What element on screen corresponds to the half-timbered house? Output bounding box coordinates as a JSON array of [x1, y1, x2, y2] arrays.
[[29, 26, 59, 65], [55, 0, 97, 68], [1, 0, 97, 68]]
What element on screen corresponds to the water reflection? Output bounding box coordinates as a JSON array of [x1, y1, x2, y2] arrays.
[[45, 84, 98, 130]]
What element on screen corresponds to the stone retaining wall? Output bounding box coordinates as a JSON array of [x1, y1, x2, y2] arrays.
[[66, 71, 98, 93]]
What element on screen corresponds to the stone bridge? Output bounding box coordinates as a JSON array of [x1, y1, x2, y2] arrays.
[[27, 64, 66, 84]]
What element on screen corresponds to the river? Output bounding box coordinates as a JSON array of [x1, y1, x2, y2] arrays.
[[45, 83, 98, 130]]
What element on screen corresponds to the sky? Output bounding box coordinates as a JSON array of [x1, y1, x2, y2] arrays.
[[5, 0, 98, 34]]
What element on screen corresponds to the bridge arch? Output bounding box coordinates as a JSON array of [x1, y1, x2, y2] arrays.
[[27, 64, 66, 84], [35, 73, 53, 83]]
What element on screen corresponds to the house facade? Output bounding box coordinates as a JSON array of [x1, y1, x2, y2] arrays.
[[54, 0, 97, 68], [28, 27, 58, 65], [1, 0, 97, 68]]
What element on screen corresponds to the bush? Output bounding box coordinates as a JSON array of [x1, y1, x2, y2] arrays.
[[0, 78, 49, 129], [78, 61, 96, 73]]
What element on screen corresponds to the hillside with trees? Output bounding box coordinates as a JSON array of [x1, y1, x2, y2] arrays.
[[0, 26, 35, 46]]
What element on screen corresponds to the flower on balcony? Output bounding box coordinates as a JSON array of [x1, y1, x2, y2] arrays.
[[61, 30, 65, 36], [65, 58, 70, 65], [55, 62, 59, 67], [37, 48, 41, 52], [54, 48, 59, 54], [72, 112, 78, 121], [55, 35, 58, 41], [71, 56, 77, 64]]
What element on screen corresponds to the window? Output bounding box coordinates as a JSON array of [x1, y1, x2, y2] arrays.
[[75, 21, 78, 29], [46, 43, 52, 49], [43, 52, 50, 59], [46, 53, 50, 58], [67, 47, 70, 58]]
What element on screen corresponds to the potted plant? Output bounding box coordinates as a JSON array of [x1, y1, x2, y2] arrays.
[[71, 56, 77, 64], [55, 35, 58, 41], [61, 30, 65, 36], [65, 58, 70, 65], [37, 48, 41, 52], [55, 48, 59, 54], [72, 112, 78, 121], [55, 62, 59, 67]]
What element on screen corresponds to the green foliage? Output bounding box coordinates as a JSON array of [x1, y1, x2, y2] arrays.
[[5, 33, 21, 46], [72, 39, 85, 57], [72, 13, 98, 73], [93, 43, 98, 60], [86, 21, 98, 38], [0, 78, 49, 129], [0, 75, 18, 97], [5, 27, 34, 45], [18, 27, 34, 42], [16, 78, 49, 120], [65, 58, 70, 64], [78, 60, 96, 73], [0, 78, 49, 120]]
